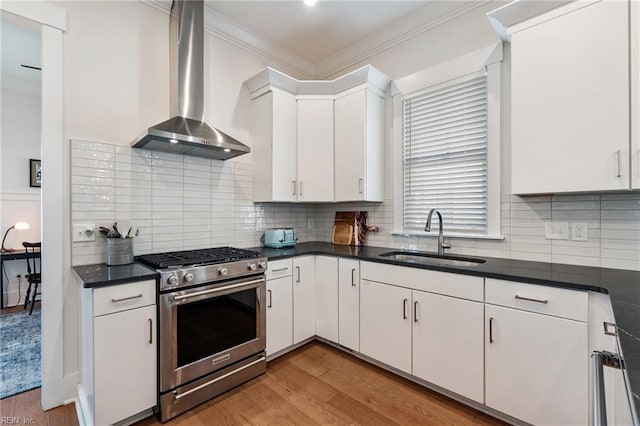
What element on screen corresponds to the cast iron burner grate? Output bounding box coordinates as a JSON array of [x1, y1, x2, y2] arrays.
[[135, 246, 262, 269]]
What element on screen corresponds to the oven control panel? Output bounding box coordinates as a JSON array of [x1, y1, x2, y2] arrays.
[[159, 257, 268, 291]]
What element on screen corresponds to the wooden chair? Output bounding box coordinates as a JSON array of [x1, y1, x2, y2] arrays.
[[22, 242, 41, 315]]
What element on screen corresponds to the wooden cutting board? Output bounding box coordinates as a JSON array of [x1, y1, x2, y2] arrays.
[[332, 223, 353, 245]]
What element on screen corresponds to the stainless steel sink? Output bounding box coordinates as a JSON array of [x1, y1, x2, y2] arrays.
[[379, 251, 486, 267]]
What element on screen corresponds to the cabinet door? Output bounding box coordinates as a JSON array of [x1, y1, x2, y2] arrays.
[[297, 99, 334, 202], [338, 258, 359, 351], [485, 304, 588, 425], [412, 291, 483, 403], [293, 256, 315, 344], [511, 0, 629, 193], [94, 305, 156, 426], [266, 276, 293, 356], [315, 256, 338, 342], [252, 91, 298, 202], [334, 90, 384, 202], [360, 279, 411, 373]]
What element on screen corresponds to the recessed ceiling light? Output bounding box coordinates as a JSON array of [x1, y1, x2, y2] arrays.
[[223, 148, 231, 153], [169, 139, 178, 144], [304, 0, 317, 6]]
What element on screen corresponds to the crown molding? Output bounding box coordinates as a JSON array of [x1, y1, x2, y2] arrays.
[[314, 1, 491, 79], [141, 0, 496, 81], [140, 0, 315, 79]]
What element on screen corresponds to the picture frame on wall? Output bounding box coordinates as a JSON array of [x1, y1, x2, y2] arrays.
[[30, 159, 41, 188]]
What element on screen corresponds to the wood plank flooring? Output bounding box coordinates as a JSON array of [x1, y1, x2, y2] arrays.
[[137, 341, 505, 426], [0, 342, 505, 425], [0, 388, 78, 426]]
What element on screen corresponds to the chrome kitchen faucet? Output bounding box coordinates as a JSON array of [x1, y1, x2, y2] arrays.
[[425, 209, 451, 256]]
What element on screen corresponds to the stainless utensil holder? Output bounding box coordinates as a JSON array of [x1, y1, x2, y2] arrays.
[[106, 238, 133, 265]]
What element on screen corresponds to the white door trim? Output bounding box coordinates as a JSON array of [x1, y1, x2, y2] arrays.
[[1, 1, 71, 410]]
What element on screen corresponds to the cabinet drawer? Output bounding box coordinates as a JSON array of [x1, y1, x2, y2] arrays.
[[94, 280, 156, 317], [485, 279, 588, 322], [266, 259, 293, 280], [360, 261, 483, 302]]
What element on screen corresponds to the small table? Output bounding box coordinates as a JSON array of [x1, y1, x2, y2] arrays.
[[0, 248, 41, 308]]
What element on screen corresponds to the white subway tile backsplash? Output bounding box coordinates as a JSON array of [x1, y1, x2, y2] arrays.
[[71, 140, 640, 271]]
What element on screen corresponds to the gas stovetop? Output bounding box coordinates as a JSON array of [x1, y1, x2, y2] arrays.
[[135, 247, 268, 291], [135, 246, 263, 269]]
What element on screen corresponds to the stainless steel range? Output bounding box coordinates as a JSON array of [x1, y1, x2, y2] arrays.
[[135, 247, 267, 422]]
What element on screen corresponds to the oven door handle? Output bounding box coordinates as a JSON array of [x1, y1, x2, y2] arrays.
[[173, 356, 266, 400], [171, 279, 264, 302]]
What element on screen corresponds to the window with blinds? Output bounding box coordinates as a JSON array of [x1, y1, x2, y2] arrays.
[[402, 74, 488, 234]]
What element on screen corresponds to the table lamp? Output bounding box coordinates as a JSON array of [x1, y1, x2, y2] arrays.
[[1, 222, 30, 253]]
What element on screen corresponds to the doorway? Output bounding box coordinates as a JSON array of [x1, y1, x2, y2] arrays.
[[0, 11, 43, 399]]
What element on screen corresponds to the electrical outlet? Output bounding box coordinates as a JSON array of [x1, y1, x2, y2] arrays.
[[73, 223, 96, 242], [571, 223, 588, 241], [545, 222, 569, 240]]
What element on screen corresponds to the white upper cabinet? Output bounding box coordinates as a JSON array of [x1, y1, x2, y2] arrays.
[[498, 0, 634, 194], [245, 66, 389, 203], [334, 88, 384, 202], [251, 90, 298, 202], [297, 98, 334, 202]]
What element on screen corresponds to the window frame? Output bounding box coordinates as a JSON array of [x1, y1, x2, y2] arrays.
[[391, 44, 503, 240]]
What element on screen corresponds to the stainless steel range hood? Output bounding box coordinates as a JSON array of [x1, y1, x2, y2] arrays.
[[132, 0, 249, 160]]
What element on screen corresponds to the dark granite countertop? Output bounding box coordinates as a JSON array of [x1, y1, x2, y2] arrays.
[[72, 262, 158, 288], [249, 241, 640, 412]]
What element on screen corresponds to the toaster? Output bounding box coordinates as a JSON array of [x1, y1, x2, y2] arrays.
[[263, 228, 297, 248]]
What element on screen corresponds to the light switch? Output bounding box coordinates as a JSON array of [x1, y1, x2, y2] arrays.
[[544, 222, 569, 240], [73, 223, 96, 242]]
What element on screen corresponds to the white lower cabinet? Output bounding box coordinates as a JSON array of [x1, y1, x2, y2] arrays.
[[485, 304, 588, 425], [315, 256, 339, 342], [360, 279, 412, 373], [266, 276, 293, 356], [94, 305, 157, 426], [79, 280, 157, 426], [293, 256, 315, 344], [412, 290, 484, 404], [338, 258, 359, 351]]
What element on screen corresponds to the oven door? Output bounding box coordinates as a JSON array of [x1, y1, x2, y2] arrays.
[[159, 276, 266, 392]]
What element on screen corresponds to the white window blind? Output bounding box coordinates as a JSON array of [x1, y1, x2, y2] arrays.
[[403, 74, 488, 234]]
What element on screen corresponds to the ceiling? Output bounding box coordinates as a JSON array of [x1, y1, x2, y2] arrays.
[[0, 13, 41, 95], [206, 1, 433, 63]]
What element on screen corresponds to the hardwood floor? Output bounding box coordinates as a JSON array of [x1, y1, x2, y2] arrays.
[[0, 388, 78, 426], [0, 302, 40, 316], [0, 342, 505, 425], [137, 341, 505, 426]]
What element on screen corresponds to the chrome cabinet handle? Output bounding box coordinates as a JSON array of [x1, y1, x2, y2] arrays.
[[515, 295, 548, 304], [296, 266, 301, 283], [489, 317, 494, 343], [351, 268, 356, 286], [403, 298, 408, 319], [358, 178, 363, 194], [292, 180, 296, 195], [414, 301, 418, 323], [111, 293, 143, 303], [148, 318, 153, 344], [271, 267, 289, 272], [616, 150, 622, 178], [267, 289, 272, 308]]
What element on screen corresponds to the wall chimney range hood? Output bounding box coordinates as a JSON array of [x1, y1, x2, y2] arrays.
[[132, 0, 250, 160]]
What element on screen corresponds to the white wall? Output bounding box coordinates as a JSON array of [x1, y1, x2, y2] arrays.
[[1, 86, 42, 306]]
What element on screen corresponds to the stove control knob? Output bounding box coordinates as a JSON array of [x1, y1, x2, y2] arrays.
[[167, 275, 179, 286], [218, 267, 229, 276], [184, 273, 194, 282], [248, 263, 257, 271], [258, 261, 267, 270]]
